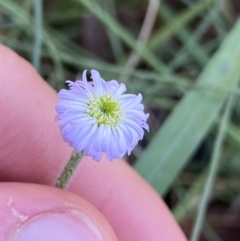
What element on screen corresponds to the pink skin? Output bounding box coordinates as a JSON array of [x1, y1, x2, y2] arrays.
[[0, 183, 117, 241], [0, 45, 187, 241]]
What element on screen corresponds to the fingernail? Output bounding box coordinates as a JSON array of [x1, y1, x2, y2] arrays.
[[15, 210, 104, 241]]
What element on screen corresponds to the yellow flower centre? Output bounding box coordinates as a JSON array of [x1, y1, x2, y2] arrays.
[[86, 95, 123, 126]]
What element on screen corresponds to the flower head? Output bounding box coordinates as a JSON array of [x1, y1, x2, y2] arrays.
[[55, 70, 149, 161]]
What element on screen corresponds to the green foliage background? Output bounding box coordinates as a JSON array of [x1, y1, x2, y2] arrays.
[[1, 0, 240, 240]]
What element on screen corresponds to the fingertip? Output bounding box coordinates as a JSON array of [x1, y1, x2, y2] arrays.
[[0, 183, 117, 241]]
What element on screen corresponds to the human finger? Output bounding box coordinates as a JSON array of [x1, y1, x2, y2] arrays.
[[0, 182, 117, 241], [0, 45, 186, 241]]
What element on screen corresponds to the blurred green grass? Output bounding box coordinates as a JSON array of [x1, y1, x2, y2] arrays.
[[1, 0, 240, 240]]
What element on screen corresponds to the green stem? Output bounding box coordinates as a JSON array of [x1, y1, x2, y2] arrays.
[[55, 151, 84, 189]]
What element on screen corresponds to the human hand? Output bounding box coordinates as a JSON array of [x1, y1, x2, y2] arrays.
[[0, 45, 187, 241]]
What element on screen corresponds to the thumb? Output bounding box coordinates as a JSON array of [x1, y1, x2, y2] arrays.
[[0, 183, 117, 241]]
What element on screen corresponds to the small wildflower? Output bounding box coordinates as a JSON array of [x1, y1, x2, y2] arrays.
[[55, 70, 149, 161]]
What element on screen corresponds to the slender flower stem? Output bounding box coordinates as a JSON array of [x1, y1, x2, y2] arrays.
[[55, 150, 84, 189], [124, 0, 161, 69], [190, 94, 235, 241], [120, 0, 162, 81]]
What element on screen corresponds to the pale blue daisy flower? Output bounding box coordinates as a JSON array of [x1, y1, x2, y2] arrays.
[[55, 70, 149, 161]]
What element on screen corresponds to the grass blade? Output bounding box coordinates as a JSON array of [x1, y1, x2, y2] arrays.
[[190, 94, 235, 241], [148, 0, 217, 51], [32, 0, 43, 72], [134, 20, 240, 196]]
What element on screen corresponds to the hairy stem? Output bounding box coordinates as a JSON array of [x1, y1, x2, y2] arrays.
[[55, 150, 84, 189]]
